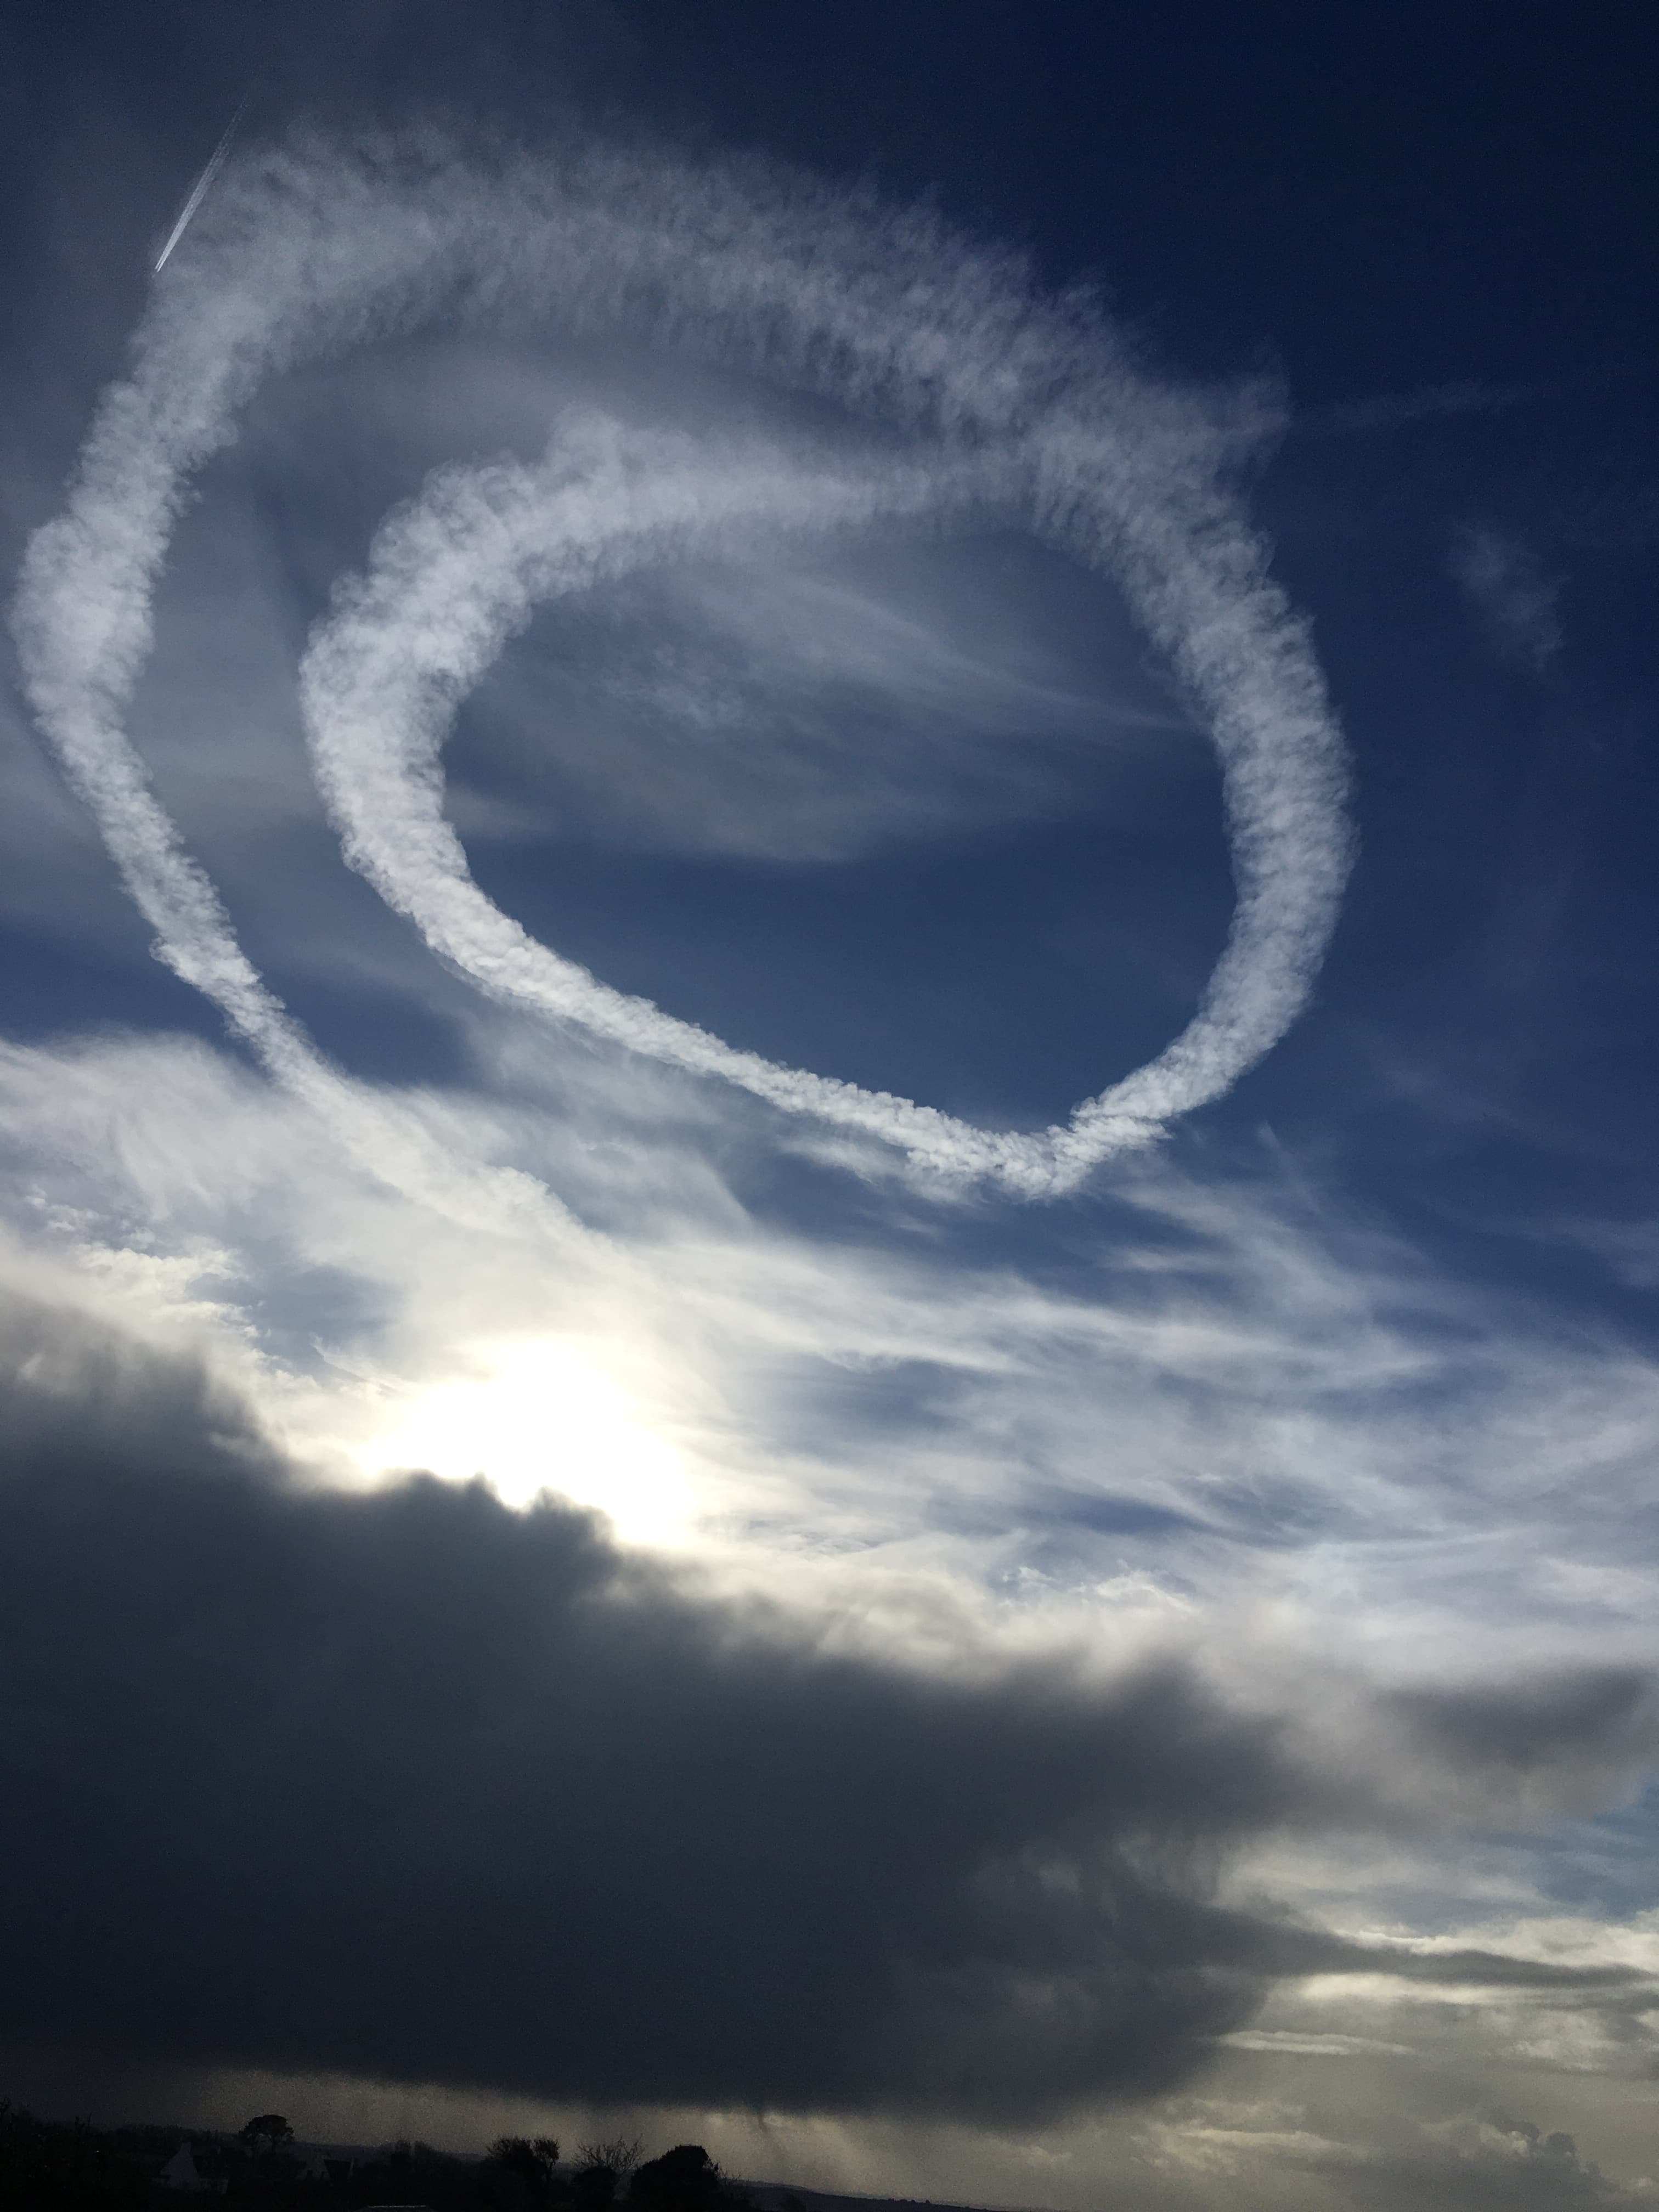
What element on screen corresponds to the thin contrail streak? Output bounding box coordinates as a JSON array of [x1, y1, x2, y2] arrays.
[[153, 99, 247, 274]]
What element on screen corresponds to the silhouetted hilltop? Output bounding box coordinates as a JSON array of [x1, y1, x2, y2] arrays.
[[0, 2106, 1025, 2212]]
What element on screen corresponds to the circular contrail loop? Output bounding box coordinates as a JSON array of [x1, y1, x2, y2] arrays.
[[12, 129, 1352, 1199]]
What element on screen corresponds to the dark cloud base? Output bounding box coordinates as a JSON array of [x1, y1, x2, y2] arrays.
[[0, 1291, 1649, 2125]]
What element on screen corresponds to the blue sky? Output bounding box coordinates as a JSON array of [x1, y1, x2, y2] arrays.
[[3, 6, 1659, 2207]]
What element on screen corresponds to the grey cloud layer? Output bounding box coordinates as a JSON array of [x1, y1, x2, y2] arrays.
[[1312, 2117, 1655, 2211], [2, 1290, 1652, 2121], [12, 124, 1351, 1195]]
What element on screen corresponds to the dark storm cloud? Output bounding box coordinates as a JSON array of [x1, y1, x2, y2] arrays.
[[0, 1291, 1652, 2124], [1384, 1671, 1659, 1810]]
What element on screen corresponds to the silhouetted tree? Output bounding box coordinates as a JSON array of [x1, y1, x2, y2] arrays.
[[490, 2136, 550, 2175], [578, 2138, 640, 2179], [486, 2134, 566, 2202], [629, 2145, 721, 2212], [238, 2113, 295, 2155], [573, 2164, 616, 2210], [573, 2135, 640, 2212]]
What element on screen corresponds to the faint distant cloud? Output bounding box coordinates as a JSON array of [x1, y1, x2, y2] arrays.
[[1450, 524, 1564, 671], [1305, 374, 1559, 438], [1301, 355, 1655, 440]]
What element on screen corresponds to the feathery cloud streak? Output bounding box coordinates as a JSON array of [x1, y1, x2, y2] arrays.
[[14, 128, 1351, 1195]]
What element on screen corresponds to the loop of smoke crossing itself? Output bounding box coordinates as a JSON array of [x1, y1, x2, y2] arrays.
[[13, 127, 1353, 1198]]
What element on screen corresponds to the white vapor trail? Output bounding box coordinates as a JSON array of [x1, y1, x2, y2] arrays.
[[153, 100, 247, 275], [14, 127, 1352, 1198]]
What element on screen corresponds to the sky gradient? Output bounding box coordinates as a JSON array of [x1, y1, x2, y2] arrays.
[[3, 5, 1659, 2208]]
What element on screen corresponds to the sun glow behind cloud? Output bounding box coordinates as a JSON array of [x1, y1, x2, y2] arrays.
[[352, 1335, 694, 1544]]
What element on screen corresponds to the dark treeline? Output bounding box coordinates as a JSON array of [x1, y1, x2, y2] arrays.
[[0, 2104, 763, 2212]]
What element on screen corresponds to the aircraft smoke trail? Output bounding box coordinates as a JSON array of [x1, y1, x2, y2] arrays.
[[153, 100, 247, 276], [301, 416, 1023, 1173], [14, 126, 1353, 1198]]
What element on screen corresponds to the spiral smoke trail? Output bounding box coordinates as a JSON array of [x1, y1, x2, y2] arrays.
[[13, 126, 1352, 1198]]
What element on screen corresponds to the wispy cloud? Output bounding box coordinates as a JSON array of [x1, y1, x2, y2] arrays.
[[1303, 373, 1566, 438], [464, 554, 1186, 864], [1, 1023, 1657, 1674], [1451, 523, 1565, 670], [1301, 356, 1657, 440]]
